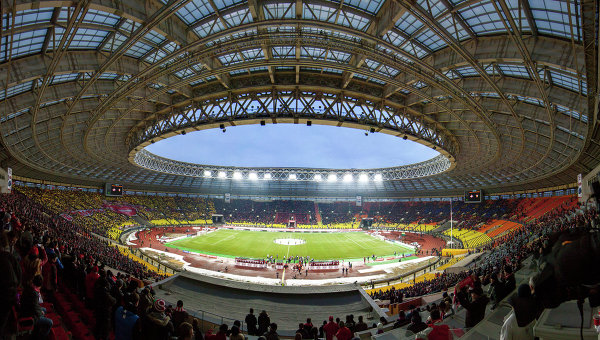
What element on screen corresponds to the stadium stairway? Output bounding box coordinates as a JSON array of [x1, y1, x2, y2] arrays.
[[132, 215, 153, 227], [314, 202, 322, 225], [431, 220, 452, 234], [53, 284, 97, 340]]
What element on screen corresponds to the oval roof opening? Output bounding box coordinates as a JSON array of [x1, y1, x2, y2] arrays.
[[145, 124, 439, 169]]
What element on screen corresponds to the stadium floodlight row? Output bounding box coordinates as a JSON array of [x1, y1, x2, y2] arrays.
[[133, 148, 453, 182], [226, 171, 380, 182]]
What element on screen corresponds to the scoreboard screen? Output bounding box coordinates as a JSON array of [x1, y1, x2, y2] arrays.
[[105, 183, 123, 197], [464, 190, 482, 203]]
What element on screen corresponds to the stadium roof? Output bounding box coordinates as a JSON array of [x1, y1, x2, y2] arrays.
[[0, 0, 598, 197]]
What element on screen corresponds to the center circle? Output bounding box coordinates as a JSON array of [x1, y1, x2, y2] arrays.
[[273, 238, 306, 246]]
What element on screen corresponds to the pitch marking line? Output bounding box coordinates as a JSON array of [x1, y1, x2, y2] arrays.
[[342, 233, 371, 252]]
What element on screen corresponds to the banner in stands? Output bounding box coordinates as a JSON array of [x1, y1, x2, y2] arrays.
[[0, 168, 8, 194], [60, 213, 73, 221], [7, 168, 12, 193], [102, 203, 138, 216], [225, 193, 231, 203], [578, 173, 583, 198], [356, 195, 362, 206], [72, 208, 104, 216]]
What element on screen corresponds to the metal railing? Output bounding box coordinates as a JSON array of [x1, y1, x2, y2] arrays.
[[133, 248, 181, 275]]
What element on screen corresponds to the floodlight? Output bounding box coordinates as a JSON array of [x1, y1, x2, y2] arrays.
[[328, 173, 337, 182], [314, 174, 322, 182], [343, 173, 353, 182], [359, 173, 368, 182], [289, 173, 297, 180], [374, 173, 383, 182], [249, 172, 258, 180], [264, 173, 272, 180], [203, 170, 211, 177], [233, 171, 242, 180], [218, 171, 227, 179]]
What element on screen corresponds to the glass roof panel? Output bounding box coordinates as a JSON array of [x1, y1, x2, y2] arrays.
[[483, 64, 498, 76], [443, 69, 459, 79], [120, 19, 141, 34], [383, 30, 407, 47], [364, 59, 380, 70], [303, 3, 337, 22], [51, 73, 79, 84], [328, 50, 351, 63], [65, 28, 109, 49], [0, 81, 33, 100], [555, 104, 587, 123], [229, 69, 247, 76], [175, 0, 213, 25], [143, 47, 170, 64], [338, 10, 370, 31], [454, 66, 478, 77], [213, 0, 245, 11], [417, 0, 447, 17], [301, 46, 327, 59], [394, 11, 424, 35], [82, 8, 121, 27], [101, 32, 127, 52], [459, 1, 509, 35], [223, 8, 251, 26], [240, 48, 264, 61], [0, 108, 29, 123], [6, 9, 53, 28], [438, 14, 471, 41], [98, 73, 119, 80], [208, 28, 257, 47], [379, 65, 400, 77], [218, 52, 243, 65], [0, 29, 47, 61], [415, 28, 447, 50], [124, 40, 154, 58], [264, 3, 295, 19], [413, 81, 427, 89], [249, 66, 268, 73], [272, 46, 295, 58], [323, 68, 343, 74], [400, 41, 428, 58], [549, 70, 584, 94], [194, 19, 226, 38], [530, 0, 581, 40], [498, 64, 530, 78], [345, 0, 384, 15], [175, 68, 196, 79], [142, 30, 166, 45]]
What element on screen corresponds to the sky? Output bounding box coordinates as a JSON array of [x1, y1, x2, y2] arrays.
[[145, 124, 439, 169]]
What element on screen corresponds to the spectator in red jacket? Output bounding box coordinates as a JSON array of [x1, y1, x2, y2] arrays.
[[42, 253, 58, 295], [85, 265, 100, 305], [335, 321, 352, 340], [323, 316, 339, 340]]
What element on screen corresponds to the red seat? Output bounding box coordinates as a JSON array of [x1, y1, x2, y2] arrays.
[[11, 306, 34, 336], [45, 312, 62, 328], [49, 327, 72, 340], [40, 302, 55, 313]]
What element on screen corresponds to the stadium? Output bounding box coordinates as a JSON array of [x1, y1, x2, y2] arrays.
[[0, 0, 599, 340]]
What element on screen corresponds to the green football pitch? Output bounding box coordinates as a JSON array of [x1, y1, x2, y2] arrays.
[[165, 229, 414, 260]]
